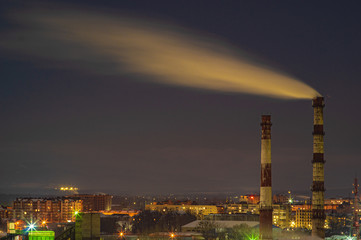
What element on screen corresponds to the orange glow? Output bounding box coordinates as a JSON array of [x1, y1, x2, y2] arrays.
[[14, 220, 26, 230], [101, 210, 139, 217]]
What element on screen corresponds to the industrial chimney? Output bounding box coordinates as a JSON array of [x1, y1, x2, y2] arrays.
[[311, 96, 325, 238], [260, 115, 272, 240]]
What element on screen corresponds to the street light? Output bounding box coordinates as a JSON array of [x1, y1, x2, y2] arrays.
[[27, 223, 36, 231]]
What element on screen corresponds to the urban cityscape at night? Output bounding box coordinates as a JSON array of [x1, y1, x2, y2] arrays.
[[1, 1, 361, 240]]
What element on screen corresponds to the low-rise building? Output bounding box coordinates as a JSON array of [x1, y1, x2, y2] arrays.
[[204, 213, 259, 222], [145, 203, 218, 216], [181, 220, 259, 232]]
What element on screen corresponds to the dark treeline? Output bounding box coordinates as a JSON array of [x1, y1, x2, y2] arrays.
[[132, 210, 196, 234]]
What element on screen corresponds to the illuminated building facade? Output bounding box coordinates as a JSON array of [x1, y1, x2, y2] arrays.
[[272, 204, 291, 229], [240, 194, 289, 204], [295, 207, 312, 229], [324, 198, 351, 205], [145, 203, 218, 216], [225, 203, 260, 215], [13, 197, 82, 223], [28, 231, 55, 240], [240, 195, 260, 204], [68, 194, 112, 212], [0, 206, 13, 219], [225, 203, 289, 229]]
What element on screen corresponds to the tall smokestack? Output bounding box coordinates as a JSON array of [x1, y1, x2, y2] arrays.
[[312, 97, 325, 238], [260, 115, 273, 240]]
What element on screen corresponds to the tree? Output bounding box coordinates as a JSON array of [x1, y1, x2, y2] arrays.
[[132, 210, 196, 234], [195, 220, 220, 240], [227, 224, 258, 240]]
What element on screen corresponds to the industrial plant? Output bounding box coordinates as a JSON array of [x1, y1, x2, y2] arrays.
[[257, 97, 328, 239], [3, 96, 357, 240]]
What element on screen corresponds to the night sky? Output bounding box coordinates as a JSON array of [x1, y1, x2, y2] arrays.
[[1, 0, 360, 197]]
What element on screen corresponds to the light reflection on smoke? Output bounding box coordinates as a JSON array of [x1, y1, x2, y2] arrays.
[[1, 9, 320, 99]]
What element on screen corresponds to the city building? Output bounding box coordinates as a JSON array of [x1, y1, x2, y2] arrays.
[[295, 205, 312, 229], [225, 203, 259, 215], [181, 220, 259, 232], [68, 194, 112, 212], [240, 195, 259, 204], [0, 206, 13, 219], [13, 197, 82, 223], [204, 213, 259, 222], [28, 231, 55, 240], [240, 194, 290, 205], [325, 198, 351, 205], [272, 204, 291, 229], [145, 203, 218, 216]]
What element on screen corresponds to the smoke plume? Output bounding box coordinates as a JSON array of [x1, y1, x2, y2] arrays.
[[1, 8, 320, 99]]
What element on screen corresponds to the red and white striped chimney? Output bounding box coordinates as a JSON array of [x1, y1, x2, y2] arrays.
[[260, 115, 273, 240], [312, 97, 325, 238]]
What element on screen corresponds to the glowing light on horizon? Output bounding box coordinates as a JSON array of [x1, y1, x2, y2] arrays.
[[59, 186, 79, 191]]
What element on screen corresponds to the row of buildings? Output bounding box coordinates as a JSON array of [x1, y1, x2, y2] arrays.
[[1, 194, 112, 223], [145, 196, 355, 231], [0, 193, 356, 233]]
